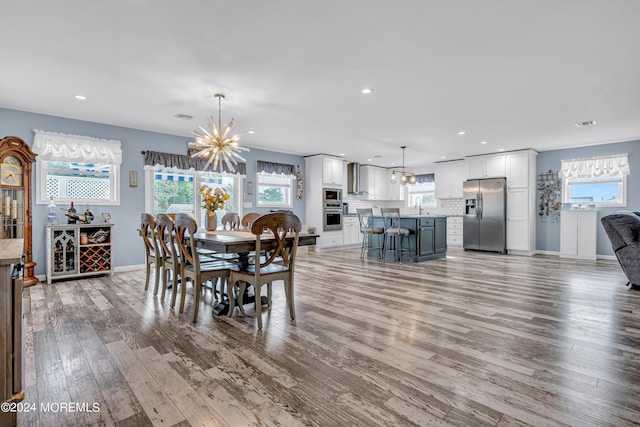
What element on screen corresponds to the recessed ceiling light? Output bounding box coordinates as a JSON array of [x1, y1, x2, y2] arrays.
[[340, 153, 345, 156], [458, 131, 465, 135], [361, 88, 373, 94], [367, 158, 373, 161], [74, 95, 86, 100], [247, 130, 255, 134], [498, 148, 505, 152], [390, 162, 395, 166], [480, 141, 488, 145], [441, 156, 447, 159], [574, 120, 597, 127]]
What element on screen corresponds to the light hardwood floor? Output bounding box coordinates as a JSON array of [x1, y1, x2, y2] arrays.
[[18, 248, 640, 426]]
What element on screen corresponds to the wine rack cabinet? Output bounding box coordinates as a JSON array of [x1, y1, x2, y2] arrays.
[[46, 223, 114, 284]]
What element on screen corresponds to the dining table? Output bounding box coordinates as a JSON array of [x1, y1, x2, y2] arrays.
[[192, 229, 318, 315]]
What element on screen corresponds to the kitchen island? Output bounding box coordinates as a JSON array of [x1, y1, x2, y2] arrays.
[[366, 215, 447, 262]]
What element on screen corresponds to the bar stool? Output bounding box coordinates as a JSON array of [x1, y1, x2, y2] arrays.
[[380, 208, 411, 263], [356, 208, 384, 260]]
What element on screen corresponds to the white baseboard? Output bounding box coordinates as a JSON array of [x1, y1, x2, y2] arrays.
[[534, 250, 559, 256], [115, 264, 145, 273]]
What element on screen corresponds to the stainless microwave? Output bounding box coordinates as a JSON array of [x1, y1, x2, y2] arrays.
[[323, 187, 342, 203]]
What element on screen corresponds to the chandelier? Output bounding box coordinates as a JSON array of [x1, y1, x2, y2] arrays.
[[390, 146, 416, 185], [189, 93, 249, 172]]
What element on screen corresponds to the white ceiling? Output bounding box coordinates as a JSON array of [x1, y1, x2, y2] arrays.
[[2, 1, 640, 168]]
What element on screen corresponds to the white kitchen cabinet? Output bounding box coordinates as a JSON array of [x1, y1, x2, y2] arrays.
[[342, 216, 362, 246], [319, 232, 344, 248], [507, 151, 530, 189], [560, 210, 598, 260], [435, 160, 466, 199], [467, 154, 506, 179], [446, 216, 463, 247], [323, 157, 344, 186], [361, 165, 385, 200], [506, 188, 531, 252]]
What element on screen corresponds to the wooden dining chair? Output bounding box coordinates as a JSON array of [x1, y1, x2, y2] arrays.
[[228, 212, 301, 329], [221, 212, 240, 230], [156, 214, 181, 301], [241, 212, 262, 230], [141, 213, 163, 295], [173, 213, 237, 322]]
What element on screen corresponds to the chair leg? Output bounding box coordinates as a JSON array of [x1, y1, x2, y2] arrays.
[[160, 267, 169, 301], [179, 278, 188, 313], [286, 280, 295, 320], [227, 280, 237, 317], [191, 281, 200, 323], [144, 261, 151, 291], [153, 260, 162, 296], [360, 233, 367, 259], [255, 284, 263, 329], [267, 282, 272, 307]]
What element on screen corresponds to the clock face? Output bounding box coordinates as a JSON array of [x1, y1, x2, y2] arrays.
[[1, 163, 22, 186]]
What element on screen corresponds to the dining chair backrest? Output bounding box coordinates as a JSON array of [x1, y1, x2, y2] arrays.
[[173, 213, 201, 273], [241, 212, 262, 230], [156, 213, 178, 263], [221, 212, 240, 230], [141, 213, 159, 256], [250, 212, 302, 271]]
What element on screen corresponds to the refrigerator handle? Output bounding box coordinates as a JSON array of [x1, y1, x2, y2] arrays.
[[478, 192, 483, 221]]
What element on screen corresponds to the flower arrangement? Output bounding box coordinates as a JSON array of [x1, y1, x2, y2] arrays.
[[199, 185, 230, 212]]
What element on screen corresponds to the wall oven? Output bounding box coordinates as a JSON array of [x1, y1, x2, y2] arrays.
[[323, 188, 342, 204], [323, 209, 343, 231]]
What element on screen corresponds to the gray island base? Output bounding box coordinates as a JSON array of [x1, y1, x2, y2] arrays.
[[365, 216, 447, 262]]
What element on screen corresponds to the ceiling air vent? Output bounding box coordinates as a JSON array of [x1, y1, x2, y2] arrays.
[[174, 113, 194, 120], [574, 120, 597, 127]]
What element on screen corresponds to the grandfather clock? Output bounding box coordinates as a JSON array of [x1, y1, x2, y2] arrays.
[[0, 136, 37, 286]]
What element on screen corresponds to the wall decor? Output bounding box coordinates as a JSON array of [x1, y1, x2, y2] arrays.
[[537, 169, 561, 222], [129, 170, 138, 188], [246, 181, 253, 195], [296, 165, 303, 200]]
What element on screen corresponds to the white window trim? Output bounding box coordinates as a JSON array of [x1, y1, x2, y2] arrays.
[[33, 129, 122, 205], [36, 161, 120, 205], [256, 174, 294, 208], [144, 166, 243, 217], [562, 175, 627, 207]]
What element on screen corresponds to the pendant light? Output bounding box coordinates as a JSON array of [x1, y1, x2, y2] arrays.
[[390, 146, 416, 185]]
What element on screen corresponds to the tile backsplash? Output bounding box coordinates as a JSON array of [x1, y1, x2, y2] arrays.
[[343, 195, 464, 216]]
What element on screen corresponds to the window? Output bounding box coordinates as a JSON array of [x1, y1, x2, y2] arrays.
[[563, 176, 626, 206], [407, 182, 436, 208], [257, 175, 293, 208], [560, 154, 630, 207], [33, 130, 122, 205], [38, 160, 118, 205], [145, 167, 241, 228]]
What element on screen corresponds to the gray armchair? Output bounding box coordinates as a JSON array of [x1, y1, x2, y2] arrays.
[[601, 211, 640, 288]]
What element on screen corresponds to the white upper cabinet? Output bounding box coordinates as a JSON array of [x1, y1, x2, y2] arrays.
[[361, 165, 400, 200], [507, 151, 530, 189], [322, 157, 344, 186], [435, 160, 466, 199], [467, 154, 506, 179]]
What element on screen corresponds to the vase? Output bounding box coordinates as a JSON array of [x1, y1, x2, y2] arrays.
[[205, 211, 217, 231]]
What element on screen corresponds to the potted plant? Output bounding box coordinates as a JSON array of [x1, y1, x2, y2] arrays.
[[199, 185, 230, 231]]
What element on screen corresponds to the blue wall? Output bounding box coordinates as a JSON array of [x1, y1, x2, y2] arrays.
[[0, 108, 306, 275], [536, 139, 639, 255]]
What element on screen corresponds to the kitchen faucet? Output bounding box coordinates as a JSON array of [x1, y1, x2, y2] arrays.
[[415, 196, 423, 215]]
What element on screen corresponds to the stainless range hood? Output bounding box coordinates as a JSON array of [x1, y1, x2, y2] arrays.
[[347, 162, 368, 195]]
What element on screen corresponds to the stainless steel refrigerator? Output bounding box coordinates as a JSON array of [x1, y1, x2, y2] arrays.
[[463, 178, 507, 253]]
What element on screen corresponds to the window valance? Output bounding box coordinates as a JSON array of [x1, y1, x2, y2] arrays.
[[414, 173, 435, 184], [256, 160, 296, 178], [560, 154, 630, 179], [32, 129, 122, 164], [143, 150, 246, 175]]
